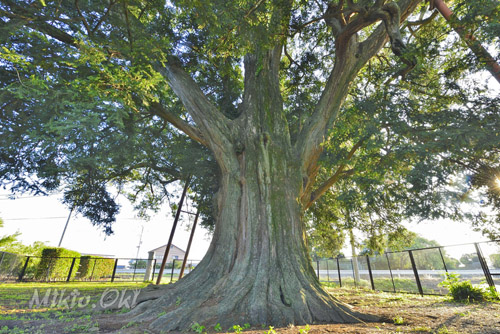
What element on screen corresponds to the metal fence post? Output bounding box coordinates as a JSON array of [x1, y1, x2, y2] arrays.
[[66, 257, 77, 282], [0, 252, 5, 269], [151, 259, 157, 282], [408, 250, 424, 296], [386, 253, 396, 293], [18, 256, 30, 281], [316, 260, 320, 280], [350, 258, 357, 287], [111, 259, 119, 282], [475, 243, 495, 290], [366, 256, 375, 290], [337, 257, 342, 287], [326, 259, 330, 282], [170, 259, 176, 283], [132, 259, 138, 282], [438, 247, 448, 273]]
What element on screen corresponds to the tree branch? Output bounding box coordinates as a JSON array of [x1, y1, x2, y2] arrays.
[[155, 58, 233, 154], [1, 1, 231, 153], [305, 138, 365, 209], [149, 102, 208, 147], [74, 0, 91, 35], [295, 0, 422, 205]]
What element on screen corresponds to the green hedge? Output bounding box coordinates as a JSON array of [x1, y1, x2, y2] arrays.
[[34, 247, 81, 281], [76, 256, 115, 280]]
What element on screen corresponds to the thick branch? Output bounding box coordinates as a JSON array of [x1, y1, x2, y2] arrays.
[[431, 0, 500, 84], [150, 102, 208, 147], [305, 138, 365, 209], [155, 59, 233, 155], [296, 0, 421, 198]]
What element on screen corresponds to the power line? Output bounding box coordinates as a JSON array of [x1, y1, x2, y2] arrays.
[[0, 194, 59, 200], [3, 217, 67, 221], [2, 216, 145, 221]]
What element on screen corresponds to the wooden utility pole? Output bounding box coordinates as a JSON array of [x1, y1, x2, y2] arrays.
[[179, 208, 200, 279], [58, 207, 73, 247], [155, 177, 191, 285]]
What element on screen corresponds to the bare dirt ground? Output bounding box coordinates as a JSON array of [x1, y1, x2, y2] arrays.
[[1, 284, 499, 333]]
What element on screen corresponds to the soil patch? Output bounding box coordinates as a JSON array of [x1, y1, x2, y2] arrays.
[[1, 284, 499, 333]]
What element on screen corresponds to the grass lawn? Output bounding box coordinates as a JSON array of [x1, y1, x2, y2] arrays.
[[0, 281, 150, 333], [0, 282, 499, 333]]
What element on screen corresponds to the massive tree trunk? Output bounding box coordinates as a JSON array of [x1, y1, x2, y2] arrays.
[[125, 2, 421, 330], [129, 129, 375, 331], [127, 49, 377, 331]]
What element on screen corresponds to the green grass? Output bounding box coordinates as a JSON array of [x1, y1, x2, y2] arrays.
[[0, 281, 149, 333], [0, 281, 149, 310]]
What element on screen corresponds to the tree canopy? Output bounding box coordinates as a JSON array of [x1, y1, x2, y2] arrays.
[[1, 0, 499, 238], [1, 0, 500, 329]]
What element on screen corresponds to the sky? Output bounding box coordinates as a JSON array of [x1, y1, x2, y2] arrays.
[[0, 185, 493, 262], [0, 189, 211, 260]]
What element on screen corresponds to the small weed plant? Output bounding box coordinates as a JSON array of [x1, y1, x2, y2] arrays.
[[191, 322, 206, 334], [298, 324, 310, 334], [266, 326, 276, 334], [214, 323, 222, 332], [393, 315, 404, 325], [232, 324, 243, 333]]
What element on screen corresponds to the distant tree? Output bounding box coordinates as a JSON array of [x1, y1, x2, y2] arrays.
[[129, 259, 147, 269], [490, 254, 500, 269], [460, 253, 482, 269], [0, 217, 19, 248]]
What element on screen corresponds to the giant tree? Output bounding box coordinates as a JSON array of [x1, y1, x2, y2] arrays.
[[1, 0, 500, 331]]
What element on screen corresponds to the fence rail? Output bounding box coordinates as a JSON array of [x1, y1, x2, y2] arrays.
[[2, 240, 499, 295], [0, 252, 200, 283], [313, 240, 500, 296]]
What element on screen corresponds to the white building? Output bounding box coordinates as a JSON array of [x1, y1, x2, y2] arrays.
[[148, 243, 186, 263]]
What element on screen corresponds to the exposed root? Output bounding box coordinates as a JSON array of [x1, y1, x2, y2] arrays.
[[108, 276, 380, 333]]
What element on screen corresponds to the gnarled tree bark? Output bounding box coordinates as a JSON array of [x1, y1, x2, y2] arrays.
[[121, 1, 422, 331]]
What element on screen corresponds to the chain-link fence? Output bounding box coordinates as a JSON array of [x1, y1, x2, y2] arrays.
[[313, 240, 500, 295], [0, 252, 200, 283]]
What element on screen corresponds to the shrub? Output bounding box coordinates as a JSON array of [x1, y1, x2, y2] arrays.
[[439, 273, 494, 303], [34, 247, 81, 281], [76, 256, 115, 280]]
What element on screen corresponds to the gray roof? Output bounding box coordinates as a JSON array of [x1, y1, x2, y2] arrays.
[[149, 243, 185, 253]]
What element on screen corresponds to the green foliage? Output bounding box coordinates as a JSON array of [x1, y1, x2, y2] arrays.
[[0, 0, 499, 251], [191, 322, 206, 334], [0, 240, 47, 257], [438, 273, 498, 303], [298, 324, 310, 334], [0, 217, 19, 248], [393, 315, 405, 325], [231, 325, 243, 334], [213, 323, 222, 332], [265, 326, 276, 334], [459, 253, 482, 269], [34, 247, 81, 281], [76, 256, 115, 280], [128, 259, 147, 269], [490, 253, 500, 268]]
